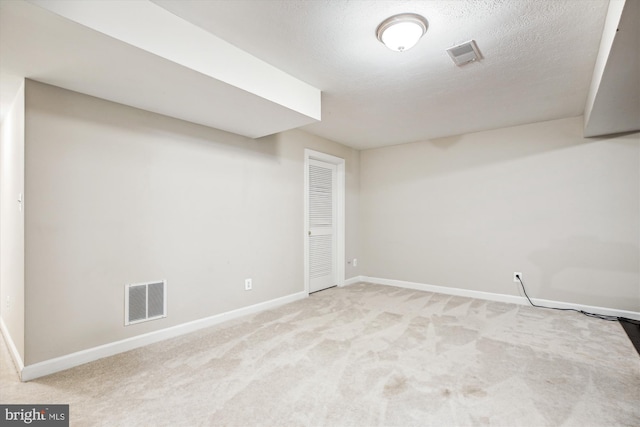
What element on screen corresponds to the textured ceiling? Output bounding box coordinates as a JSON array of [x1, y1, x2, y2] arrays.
[[154, 0, 611, 149], [1, 0, 635, 149]]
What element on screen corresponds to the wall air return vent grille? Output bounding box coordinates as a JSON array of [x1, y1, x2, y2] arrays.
[[125, 280, 167, 325], [446, 40, 482, 66]]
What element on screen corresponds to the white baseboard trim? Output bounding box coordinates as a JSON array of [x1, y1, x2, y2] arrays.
[[343, 276, 365, 286], [17, 277, 640, 381], [0, 317, 24, 380], [362, 276, 640, 321], [21, 291, 307, 382]]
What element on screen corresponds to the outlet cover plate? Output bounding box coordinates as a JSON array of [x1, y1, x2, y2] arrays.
[[513, 272, 522, 283], [245, 278, 252, 291]]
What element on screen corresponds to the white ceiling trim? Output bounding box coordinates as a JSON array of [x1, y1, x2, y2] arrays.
[[0, 0, 320, 138], [27, 0, 320, 121], [584, 0, 639, 137]]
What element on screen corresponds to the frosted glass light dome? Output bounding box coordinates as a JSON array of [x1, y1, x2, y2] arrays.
[[376, 13, 429, 52]]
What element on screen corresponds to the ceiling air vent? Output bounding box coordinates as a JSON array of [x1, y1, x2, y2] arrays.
[[446, 40, 482, 66], [125, 280, 167, 325]]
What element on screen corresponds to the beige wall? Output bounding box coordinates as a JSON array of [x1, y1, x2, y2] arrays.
[[11, 79, 639, 368], [24, 81, 359, 365], [0, 80, 25, 362], [360, 117, 640, 312]]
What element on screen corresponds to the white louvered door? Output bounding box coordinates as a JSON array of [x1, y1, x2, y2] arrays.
[[308, 159, 337, 293]]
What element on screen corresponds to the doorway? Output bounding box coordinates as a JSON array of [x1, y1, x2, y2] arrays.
[[304, 149, 345, 294]]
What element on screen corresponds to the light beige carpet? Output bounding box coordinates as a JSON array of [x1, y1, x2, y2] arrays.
[[1, 283, 639, 426]]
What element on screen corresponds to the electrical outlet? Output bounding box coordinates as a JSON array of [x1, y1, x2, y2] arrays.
[[513, 272, 522, 283], [5, 295, 11, 310], [353, 258, 358, 267], [245, 278, 252, 291]]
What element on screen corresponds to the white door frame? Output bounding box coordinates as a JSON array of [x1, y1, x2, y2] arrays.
[[304, 149, 345, 295]]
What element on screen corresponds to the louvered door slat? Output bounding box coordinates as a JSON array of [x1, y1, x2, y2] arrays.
[[308, 160, 336, 292]]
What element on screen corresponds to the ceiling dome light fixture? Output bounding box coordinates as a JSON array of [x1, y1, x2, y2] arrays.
[[376, 13, 429, 52]]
